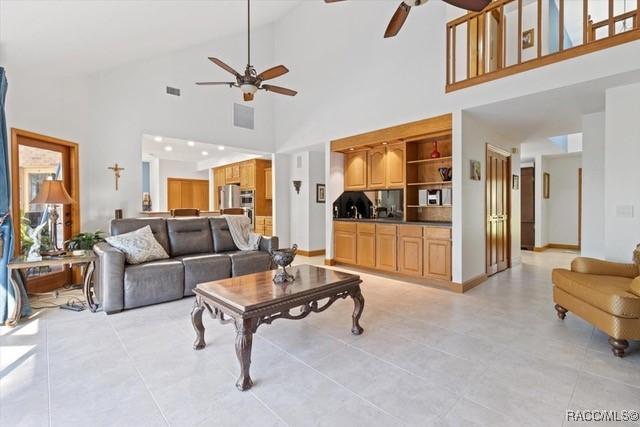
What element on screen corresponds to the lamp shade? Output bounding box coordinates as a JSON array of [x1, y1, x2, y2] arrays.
[[30, 180, 75, 205]]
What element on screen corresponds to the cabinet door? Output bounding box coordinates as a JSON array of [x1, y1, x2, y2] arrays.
[[345, 150, 367, 190], [357, 224, 376, 267], [398, 235, 423, 276], [424, 239, 452, 280], [386, 142, 405, 188], [375, 227, 397, 272], [192, 181, 209, 211], [225, 166, 233, 182], [167, 179, 182, 210], [367, 147, 386, 189], [265, 168, 272, 200], [240, 162, 250, 189], [334, 231, 357, 264], [233, 164, 240, 180]]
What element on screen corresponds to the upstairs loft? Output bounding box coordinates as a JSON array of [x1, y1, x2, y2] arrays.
[[446, 0, 640, 91]]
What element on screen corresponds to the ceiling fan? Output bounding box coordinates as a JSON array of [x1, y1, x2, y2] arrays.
[[326, 0, 491, 38], [196, 0, 297, 101]]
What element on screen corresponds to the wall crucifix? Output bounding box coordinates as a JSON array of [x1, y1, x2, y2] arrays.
[[108, 163, 125, 191]]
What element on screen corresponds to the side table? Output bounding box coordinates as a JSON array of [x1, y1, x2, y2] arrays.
[[6, 251, 98, 327]]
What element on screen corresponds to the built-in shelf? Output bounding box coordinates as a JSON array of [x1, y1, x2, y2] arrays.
[[407, 156, 453, 165], [407, 181, 453, 186], [407, 205, 452, 208]]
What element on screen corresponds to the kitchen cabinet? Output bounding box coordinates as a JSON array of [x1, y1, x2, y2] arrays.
[[240, 161, 255, 189], [344, 150, 367, 190], [375, 224, 397, 272], [424, 227, 452, 280], [265, 168, 272, 200], [386, 142, 405, 188], [334, 221, 357, 264], [225, 164, 240, 183], [398, 225, 423, 277], [167, 178, 209, 211], [367, 147, 386, 189], [356, 223, 376, 267], [255, 216, 273, 236]]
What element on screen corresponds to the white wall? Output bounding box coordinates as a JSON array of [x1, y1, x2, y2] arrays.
[[604, 82, 640, 261], [152, 159, 208, 212], [272, 153, 291, 248], [545, 154, 582, 246], [308, 151, 326, 252], [581, 112, 605, 258]]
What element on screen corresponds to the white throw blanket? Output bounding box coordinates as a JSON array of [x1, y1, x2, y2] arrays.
[[223, 215, 261, 251]]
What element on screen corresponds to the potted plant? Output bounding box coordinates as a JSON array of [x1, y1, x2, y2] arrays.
[[65, 230, 106, 254]]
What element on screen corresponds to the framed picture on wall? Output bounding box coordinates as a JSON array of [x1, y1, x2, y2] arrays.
[[470, 160, 481, 181], [512, 174, 519, 190], [522, 28, 535, 49], [316, 184, 326, 203], [543, 173, 550, 198]]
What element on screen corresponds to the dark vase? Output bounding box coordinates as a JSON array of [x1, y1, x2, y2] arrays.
[[430, 141, 441, 158], [438, 167, 452, 182]]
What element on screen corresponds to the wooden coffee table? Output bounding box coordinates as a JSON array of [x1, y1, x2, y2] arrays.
[[191, 264, 364, 391]]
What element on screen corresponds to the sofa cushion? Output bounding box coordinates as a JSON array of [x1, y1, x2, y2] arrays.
[[174, 253, 232, 296], [227, 250, 273, 277], [167, 218, 214, 257], [209, 217, 239, 253], [110, 218, 171, 254], [552, 269, 640, 318], [124, 259, 184, 309], [105, 225, 169, 265]]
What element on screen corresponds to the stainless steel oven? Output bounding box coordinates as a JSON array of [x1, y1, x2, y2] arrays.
[[240, 190, 255, 225]]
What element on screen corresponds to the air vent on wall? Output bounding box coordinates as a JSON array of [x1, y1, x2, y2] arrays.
[[166, 86, 181, 96], [233, 103, 254, 130]]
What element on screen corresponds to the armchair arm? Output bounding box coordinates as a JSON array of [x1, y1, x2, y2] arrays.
[[259, 236, 279, 253], [93, 241, 126, 314], [571, 257, 639, 279]]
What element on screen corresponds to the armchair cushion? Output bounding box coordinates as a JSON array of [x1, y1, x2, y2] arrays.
[[553, 269, 640, 318], [570, 257, 639, 279]]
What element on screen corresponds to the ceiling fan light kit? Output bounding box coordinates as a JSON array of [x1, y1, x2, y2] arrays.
[[196, 0, 297, 101]]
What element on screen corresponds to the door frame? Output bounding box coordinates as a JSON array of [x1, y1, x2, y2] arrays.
[[485, 143, 512, 275], [10, 129, 81, 289], [578, 167, 582, 250]]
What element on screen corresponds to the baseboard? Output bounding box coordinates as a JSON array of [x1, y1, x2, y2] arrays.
[[297, 249, 326, 257], [450, 273, 488, 293], [324, 258, 336, 266], [533, 245, 549, 252], [534, 244, 580, 252]]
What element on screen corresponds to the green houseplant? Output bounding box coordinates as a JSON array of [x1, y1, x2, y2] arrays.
[[66, 230, 106, 251]]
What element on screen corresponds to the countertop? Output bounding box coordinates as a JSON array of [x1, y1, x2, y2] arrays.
[[333, 218, 452, 228]]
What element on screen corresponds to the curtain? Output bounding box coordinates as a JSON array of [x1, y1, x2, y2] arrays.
[[0, 67, 31, 324]]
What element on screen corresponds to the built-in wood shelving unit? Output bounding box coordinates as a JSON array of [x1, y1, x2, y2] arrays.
[[407, 181, 453, 186], [407, 156, 453, 165]]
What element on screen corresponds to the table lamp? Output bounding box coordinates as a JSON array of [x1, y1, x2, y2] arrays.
[[30, 179, 75, 256]]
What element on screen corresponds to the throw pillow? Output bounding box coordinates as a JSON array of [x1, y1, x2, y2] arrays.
[[105, 225, 169, 264]]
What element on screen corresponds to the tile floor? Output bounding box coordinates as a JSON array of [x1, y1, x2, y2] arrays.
[[1, 250, 639, 427]]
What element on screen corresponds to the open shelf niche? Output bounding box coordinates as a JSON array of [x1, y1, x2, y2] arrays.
[[405, 134, 453, 222]]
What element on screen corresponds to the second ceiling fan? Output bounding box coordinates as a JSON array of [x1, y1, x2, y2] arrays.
[[326, 0, 491, 38]]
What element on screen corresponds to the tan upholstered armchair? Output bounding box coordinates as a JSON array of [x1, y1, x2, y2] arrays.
[[553, 257, 640, 357]]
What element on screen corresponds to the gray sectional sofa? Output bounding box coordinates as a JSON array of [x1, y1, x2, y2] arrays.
[[93, 217, 278, 314]]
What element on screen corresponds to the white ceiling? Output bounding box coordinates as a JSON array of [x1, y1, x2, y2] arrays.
[[0, 0, 301, 76]]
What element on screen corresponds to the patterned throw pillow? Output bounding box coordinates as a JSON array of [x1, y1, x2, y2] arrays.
[[105, 225, 169, 265]]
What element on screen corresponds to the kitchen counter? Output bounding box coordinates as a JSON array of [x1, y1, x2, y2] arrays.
[[333, 218, 452, 228]]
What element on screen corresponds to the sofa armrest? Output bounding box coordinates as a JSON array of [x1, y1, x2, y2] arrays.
[[571, 257, 639, 279], [259, 236, 279, 253], [93, 241, 126, 314]]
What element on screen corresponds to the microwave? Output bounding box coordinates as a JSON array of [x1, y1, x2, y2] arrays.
[[427, 190, 442, 206]]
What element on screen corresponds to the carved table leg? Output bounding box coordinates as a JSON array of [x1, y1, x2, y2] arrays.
[[350, 285, 364, 335], [83, 261, 98, 312], [608, 337, 629, 357], [235, 318, 255, 391], [554, 304, 568, 320], [191, 297, 206, 350], [6, 269, 23, 327]]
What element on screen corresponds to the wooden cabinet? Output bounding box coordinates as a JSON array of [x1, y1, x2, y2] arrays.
[[424, 227, 452, 280], [255, 216, 272, 235], [213, 168, 226, 210], [367, 147, 386, 189], [240, 161, 255, 189], [344, 150, 367, 190], [386, 142, 405, 188], [226, 164, 240, 183], [264, 216, 272, 236], [398, 226, 423, 276], [167, 178, 209, 211], [375, 224, 397, 272], [265, 168, 272, 200], [334, 222, 357, 264], [356, 223, 376, 267]]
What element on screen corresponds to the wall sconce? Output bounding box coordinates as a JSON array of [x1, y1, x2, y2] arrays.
[[293, 180, 302, 194]]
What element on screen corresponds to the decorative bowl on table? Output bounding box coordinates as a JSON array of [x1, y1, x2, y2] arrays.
[[271, 244, 298, 284]]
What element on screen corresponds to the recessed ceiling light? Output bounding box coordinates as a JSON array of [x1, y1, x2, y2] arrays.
[[154, 136, 163, 142], [218, 146, 225, 151], [187, 141, 195, 147], [382, 142, 388, 145], [201, 151, 209, 156], [164, 146, 173, 152], [349, 148, 355, 151]]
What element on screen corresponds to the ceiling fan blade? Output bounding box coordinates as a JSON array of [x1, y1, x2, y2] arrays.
[[243, 92, 254, 101], [442, 0, 490, 12], [384, 2, 411, 38], [257, 65, 289, 81], [208, 57, 241, 77], [262, 84, 297, 96], [195, 82, 235, 86]]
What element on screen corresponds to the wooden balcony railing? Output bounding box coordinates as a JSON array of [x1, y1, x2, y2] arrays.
[[446, 0, 640, 92]]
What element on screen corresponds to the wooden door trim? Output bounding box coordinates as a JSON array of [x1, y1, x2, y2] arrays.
[[578, 167, 582, 250], [10, 128, 80, 256], [485, 144, 511, 275]]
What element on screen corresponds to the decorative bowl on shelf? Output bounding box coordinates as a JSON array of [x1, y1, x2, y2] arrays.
[[271, 244, 298, 284], [438, 167, 452, 182]]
